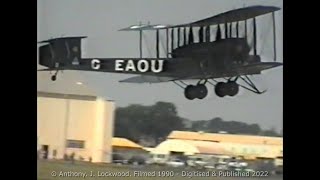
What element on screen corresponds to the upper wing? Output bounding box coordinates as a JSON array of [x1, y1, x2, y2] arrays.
[[38, 36, 87, 43], [119, 6, 281, 31], [174, 5, 281, 27], [119, 24, 171, 31]]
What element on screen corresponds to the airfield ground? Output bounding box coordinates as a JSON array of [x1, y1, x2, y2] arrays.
[[38, 160, 283, 180]]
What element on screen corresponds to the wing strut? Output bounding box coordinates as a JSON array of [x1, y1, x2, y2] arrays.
[[236, 21, 239, 38], [177, 28, 181, 47], [171, 28, 174, 53], [166, 28, 169, 58], [244, 20, 247, 38], [183, 27, 187, 46], [216, 24, 222, 41], [229, 23, 232, 38], [253, 17, 257, 55], [156, 29, 159, 58], [188, 27, 194, 44], [272, 12, 277, 62], [205, 25, 210, 42], [139, 29, 143, 58], [224, 23, 228, 38], [199, 26, 204, 43]]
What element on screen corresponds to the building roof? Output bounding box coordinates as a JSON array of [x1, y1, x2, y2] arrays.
[[37, 91, 98, 101], [151, 139, 230, 155], [168, 131, 283, 146], [185, 140, 231, 155], [112, 137, 143, 149], [151, 139, 198, 155]]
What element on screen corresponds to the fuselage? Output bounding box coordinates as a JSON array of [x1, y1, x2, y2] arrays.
[[39, 37, 275, 80]]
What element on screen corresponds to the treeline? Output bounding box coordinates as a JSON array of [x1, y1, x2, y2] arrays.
[[114, 102, 281, 144]]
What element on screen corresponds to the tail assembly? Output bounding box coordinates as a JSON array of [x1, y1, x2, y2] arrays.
[[38, 36, 87, 81], [38, 36, 171, 81], [38, 36, 87, 69]]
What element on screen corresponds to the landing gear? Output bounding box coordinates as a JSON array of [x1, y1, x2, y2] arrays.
[[215, 82, 226, 97], [184, 84, 208, 100], [184, 85, 196, 100], [210, 75, 265, 98], [214, 81, 239, 97], [227, 81, 239, 96], [197, 84, 208, 99], [50, 70, 59, 81], [51, 75, 57, 81], [174, 75, 265, 100]]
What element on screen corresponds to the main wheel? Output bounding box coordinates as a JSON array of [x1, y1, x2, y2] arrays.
[[196, 84, 208, 99], [215, 82, 227, 97], [226, 81, 239, 96], [51, 75, 57, 81], [184, 85, 196, 100]]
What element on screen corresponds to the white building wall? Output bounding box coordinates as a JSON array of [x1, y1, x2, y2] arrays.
[[37, 92, 115, 163]]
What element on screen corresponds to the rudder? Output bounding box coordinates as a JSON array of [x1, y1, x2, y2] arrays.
[[38, 36, 87, 69]]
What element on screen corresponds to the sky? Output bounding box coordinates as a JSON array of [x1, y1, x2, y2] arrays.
[[37, 0, 283, 132]]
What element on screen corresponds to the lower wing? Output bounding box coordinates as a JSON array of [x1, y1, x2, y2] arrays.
[[119, 75, 176, 83], [237, 62, 283, 73], [119, 62, 283, 83]]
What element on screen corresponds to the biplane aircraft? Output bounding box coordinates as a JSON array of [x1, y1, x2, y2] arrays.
[[38, 5, 282, 100]]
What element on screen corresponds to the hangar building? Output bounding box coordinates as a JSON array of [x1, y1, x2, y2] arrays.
[[112, 137, 148, 160], [150, 131, 283, 160], [37, 71, 115, 163]]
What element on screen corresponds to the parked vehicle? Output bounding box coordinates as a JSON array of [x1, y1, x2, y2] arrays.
[[273, 156, 283, 175], [204, 162, 216, 169], [187, 157, 208, 168], [112, 154, 128, 164], [215, 163, 228, 170], [228, 160, 248, 168], [166, 159, 186, 167], [150, 154, 169, 165], [128, 155, 146, 165]]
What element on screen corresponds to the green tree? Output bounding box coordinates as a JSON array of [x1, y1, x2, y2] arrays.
[[262, 127, 280, 137], [114, 102, 184, 143], [191, 117, 262, 135]]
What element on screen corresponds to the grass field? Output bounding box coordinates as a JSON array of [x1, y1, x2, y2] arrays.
[[37, 160, 282, 180]]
